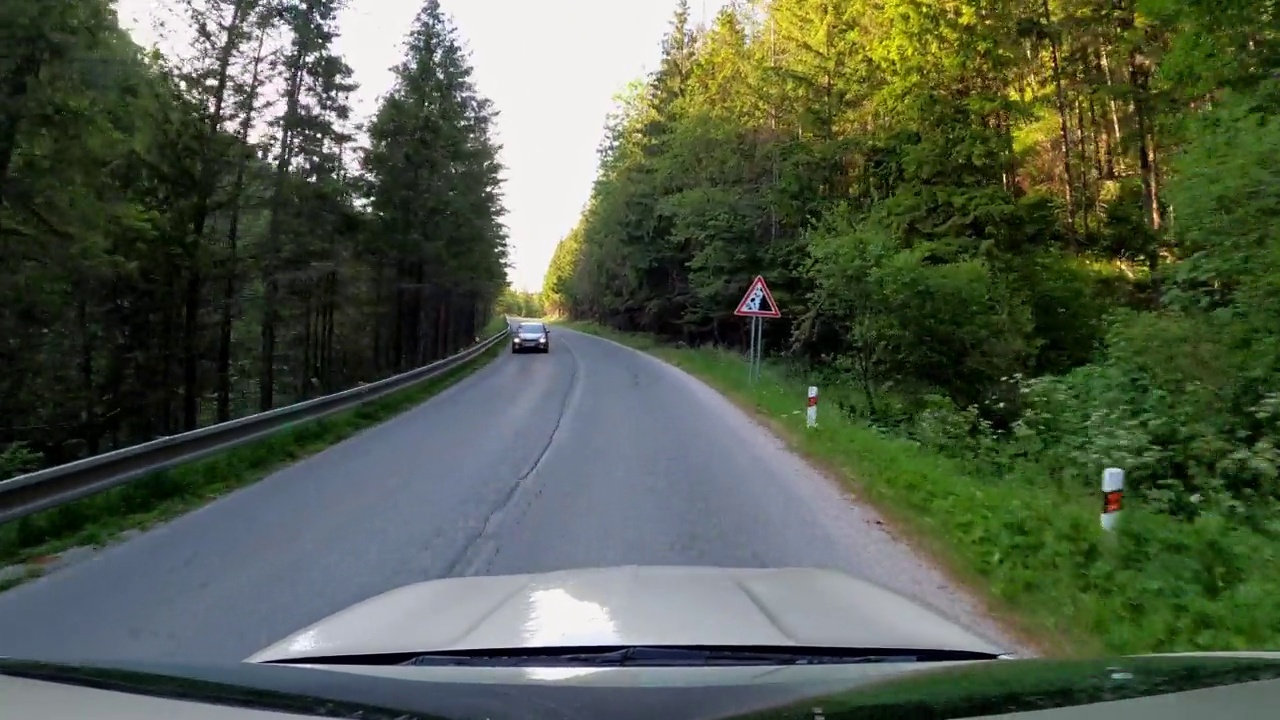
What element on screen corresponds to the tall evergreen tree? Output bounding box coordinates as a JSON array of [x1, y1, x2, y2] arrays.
[[1, 0, 508, 473], [544, 0, 1280, 528]]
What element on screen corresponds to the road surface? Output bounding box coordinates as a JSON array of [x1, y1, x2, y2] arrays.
[[0, 324, 1021, 661]]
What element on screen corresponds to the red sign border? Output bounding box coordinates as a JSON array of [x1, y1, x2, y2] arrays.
[[734, 275, 781, 318]]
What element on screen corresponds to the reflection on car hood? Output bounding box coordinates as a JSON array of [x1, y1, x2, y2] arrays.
[[247, 566, 1004, 663], [516, 333, 545, 339]]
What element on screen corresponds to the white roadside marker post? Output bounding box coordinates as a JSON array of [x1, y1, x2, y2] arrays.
[[807, 386, 818, 428], [1101, 467, 1124, 531]]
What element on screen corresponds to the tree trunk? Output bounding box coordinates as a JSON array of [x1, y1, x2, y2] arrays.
[[1042, 0, 1075, 232], [1099, 48, 1123, 178], [184, 0, 252, 430], [181, 266, 201, 430], [0, 54, 42, 209], [260, 46, 307, 410], [216, 22, 268, 422], [1128, 48, 1161, 234], [1076, 97, 1091, 234]]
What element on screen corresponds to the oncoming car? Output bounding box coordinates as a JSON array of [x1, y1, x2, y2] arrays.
[[512, 320, 550, 354]]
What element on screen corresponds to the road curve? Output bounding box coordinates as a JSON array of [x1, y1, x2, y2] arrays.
[[0, 324, 1020, 662]]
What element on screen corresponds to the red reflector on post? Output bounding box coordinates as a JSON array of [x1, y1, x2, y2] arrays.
[[1103, 490, 1123, 514]]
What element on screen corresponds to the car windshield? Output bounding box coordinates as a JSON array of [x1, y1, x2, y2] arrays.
[[517, 323, 545, 333]]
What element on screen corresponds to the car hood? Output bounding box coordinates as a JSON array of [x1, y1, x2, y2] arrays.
[[247, 565, 1005, 663]]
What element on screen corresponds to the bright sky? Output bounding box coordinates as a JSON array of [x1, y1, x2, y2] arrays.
[[114, 0, 727, 293]]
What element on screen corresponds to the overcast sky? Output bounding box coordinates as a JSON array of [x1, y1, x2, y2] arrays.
[[114, 0, 727, 292]]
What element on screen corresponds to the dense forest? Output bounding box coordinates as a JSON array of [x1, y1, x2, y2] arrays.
[[495, 286, 545, 319], [1, 0, 508, 477], [545, 0, 1280, 526]]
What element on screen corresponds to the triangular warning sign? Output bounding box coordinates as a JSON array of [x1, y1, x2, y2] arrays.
[[734, 275, 781, 318]]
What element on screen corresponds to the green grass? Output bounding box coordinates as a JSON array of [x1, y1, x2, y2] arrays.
[[0, 338, 506, 576], [482, 315, 510, 335], [562, 321, 1280, 658]]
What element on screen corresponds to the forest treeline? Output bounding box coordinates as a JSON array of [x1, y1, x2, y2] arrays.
[[0, 0, 508, 476], [495, 287, 545, 319], [545, 0, 1280, 524]]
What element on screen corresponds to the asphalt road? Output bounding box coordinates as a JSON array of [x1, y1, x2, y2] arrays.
[[0, 323, 1021, 662]]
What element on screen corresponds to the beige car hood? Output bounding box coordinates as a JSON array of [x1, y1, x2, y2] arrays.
[[248, 565, 1005, 663]]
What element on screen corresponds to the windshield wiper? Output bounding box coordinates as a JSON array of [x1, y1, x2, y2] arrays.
[[265, 645, 1002, 668], [404, 646, 995, 667]]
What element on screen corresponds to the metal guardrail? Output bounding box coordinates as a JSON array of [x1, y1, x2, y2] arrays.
[[0, 320, 512, 525]]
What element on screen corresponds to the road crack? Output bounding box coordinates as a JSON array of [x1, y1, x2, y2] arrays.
[[441, 339, 581, 577]]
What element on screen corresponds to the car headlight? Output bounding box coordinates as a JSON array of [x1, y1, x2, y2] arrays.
[[538, 337, 546, 343]]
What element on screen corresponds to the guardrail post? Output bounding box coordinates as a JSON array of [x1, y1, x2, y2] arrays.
[[807, 386, 818, 428], [1101, 467, 1123, 531]]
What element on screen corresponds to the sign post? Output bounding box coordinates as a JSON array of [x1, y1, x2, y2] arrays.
[[733, 275, 781, 385]]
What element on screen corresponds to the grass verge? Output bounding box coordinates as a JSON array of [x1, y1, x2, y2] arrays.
[[0, 338, 506, 577], [561, 321, 1280, 658]]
